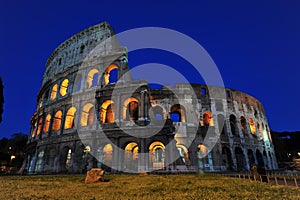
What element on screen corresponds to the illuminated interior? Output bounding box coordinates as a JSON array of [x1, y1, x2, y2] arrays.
[[240, 116, 246, 131], [257, 122, 262, 140], [103, 144, 113, 166], [65, 149, 72, 169], [149, 141, 165, 163], [50, 84, 58, 100], [36, 117, 43, 136], [100, 100, 114, 123], [52, 110, 62, 131], [170, 104, 186, 122], [125, 142, 139, 160], [60, 79, 69, 96], [249, 118, 256, 134], [104, 64, 118, 85], [86, 69, 99, 88], [123, 97, 139, 121], [81, 103, 94, 126], [31, 121, 37, 138], [64, 107, 76, 129], [43, 114, 51, 133], [203, 112, 214, 126], [176, 144, 189, 164], [197, 144, 208, 156]]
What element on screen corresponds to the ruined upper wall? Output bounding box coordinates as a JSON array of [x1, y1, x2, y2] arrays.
[[42, 21, 123, 86]]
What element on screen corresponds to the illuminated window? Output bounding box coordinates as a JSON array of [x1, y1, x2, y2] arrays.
[[203, 112, 214, 126], [176, 144, 189, 164], [87, 69, 99, 88], [249, 118, 256, 134], [103, 144, 113, 167], [170, 104, 186, 122], [81, 103, 94, 126], [149, 141, 165, 168], [123, 97, 139, 121], [100, 100, 114, 123], [50, 84, 58, 100], [60, 79, 69, 97], [52, 111, 62, 131], [64, 107, 76, 129], [125, 142, 139, 162], [104, 64, 118, 85], [65, 149, 72, 169], [257, 122, 262, 140], [43, 114, 51, 133], [197, 144, 208, 157], [31, 121, 37, 138], [36, 117, 43, 136]]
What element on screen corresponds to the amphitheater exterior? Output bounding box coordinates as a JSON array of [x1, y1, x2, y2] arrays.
[[23, 22, 278, 174]]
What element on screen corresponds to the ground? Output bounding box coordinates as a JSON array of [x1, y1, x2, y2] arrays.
[[0, 174, 299, 199]]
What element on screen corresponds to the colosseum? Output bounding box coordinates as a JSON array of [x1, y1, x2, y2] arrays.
[[23, 21, 278, 174]]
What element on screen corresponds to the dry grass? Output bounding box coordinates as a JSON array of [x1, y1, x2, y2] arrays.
[[0, 174, 299, 200]]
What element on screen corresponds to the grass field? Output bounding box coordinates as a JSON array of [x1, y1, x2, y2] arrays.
[[0, 174, 299, 200]]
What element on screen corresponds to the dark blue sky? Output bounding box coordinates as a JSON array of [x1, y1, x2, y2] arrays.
[[0, 0, 299, 138]]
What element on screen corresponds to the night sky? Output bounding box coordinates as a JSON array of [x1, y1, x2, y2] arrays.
[[0, 0, 299, 138]]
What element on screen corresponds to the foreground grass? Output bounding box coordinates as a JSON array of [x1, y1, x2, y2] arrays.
[[0, 174, 299, 200]]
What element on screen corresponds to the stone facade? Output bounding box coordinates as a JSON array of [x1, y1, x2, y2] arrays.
[[23, 22, 278, 174]]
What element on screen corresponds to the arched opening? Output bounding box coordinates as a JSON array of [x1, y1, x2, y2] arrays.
[[197, 144, 209, 172], [81, 103, 94, 126], [230, 115, 237, 136], [240, 116, 247, 135], [60, 79, 69, 97], [43, 114, 51, 133], [31, 121, 37, 138], [87, 69, 99, 88], [47, 148, 56, 169], [256, 150, 264, 167], [249, 118, 256, 135], [36, 117, 43, 136], [65, 149, 72, 169], [151, 105, 164, 120], [35, 150, 44, 173], [247, 149, 255, 166], [75, 75, 82, 91], [170, 104, 186, 122], [101, 144, 113, 172], [235, 147, 245, 171], [176, 144, 189, 165], [104, 64, 118, 85], [100, 100, 115, 123], [59, 147, 72, 171], [64, 107, 76, 129], [124, 142, 139, 171], [149, 141, 165, 170], [222, 147, 233, 170], [50, 84, 58, 100], [123, 97, 139, 121], [203, 111, 214, 126], [217, 114, 226, 134], [52, 111, 62, 131], [257, 122, 262, 140]]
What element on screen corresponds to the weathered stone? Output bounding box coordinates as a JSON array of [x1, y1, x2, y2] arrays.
[[85, 168, 105, 183]]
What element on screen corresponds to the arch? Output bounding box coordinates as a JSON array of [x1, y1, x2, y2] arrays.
[[64, 107, 76, 129], [249, 118, 256, 135], [104, 64, 118, 85], [149, 141, 165, 169], [43, 114, 51, 133], [176, 144, 189, 164], [247, 149, 255, 166], [257, 122, 262, 140], [35, 150, 44, 173], [123, 97, 139, 121], [256, 149, 264, 167], [52, 110, 62, 131], [124, 142, 139, 171], [36, 117, 43, 136], [240, 116, 247, 133], [170, 104, 186, 122], [203, 111, 214, 126], [81, 103, 94, 126], [60, 79, 69, 96], [31, 121, 37, 138], [59, 147, 72, 171], [230, 115, 237, 136], [50, 84, 58, 100], [217, 114, 226, 134], [87, 69, 99, 88], [102, 144, 113, 171], [47, 148, 56, 169], [235, 147, 246, 171], [222, 147, 233, 170], [100, 100, 115, 123]]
